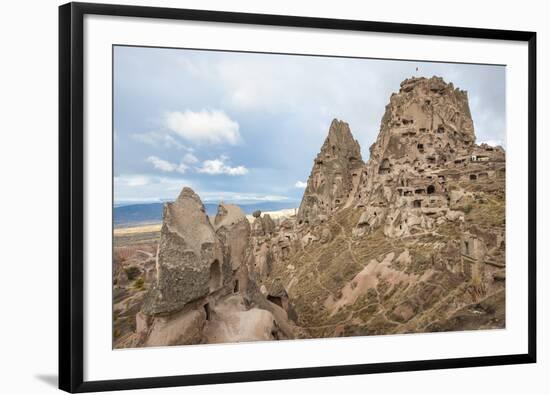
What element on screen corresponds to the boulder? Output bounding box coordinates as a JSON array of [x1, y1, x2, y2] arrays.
[[203, 295, 280, 343], [144, 307, 206, 347]]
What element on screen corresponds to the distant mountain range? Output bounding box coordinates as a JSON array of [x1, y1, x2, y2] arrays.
[[113, 201, 298, 228]]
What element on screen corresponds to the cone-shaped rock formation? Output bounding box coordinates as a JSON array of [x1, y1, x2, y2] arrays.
[[297, 119, 364, 226]]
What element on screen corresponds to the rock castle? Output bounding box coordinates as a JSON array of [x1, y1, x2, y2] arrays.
[[113, 76, 506, 347]]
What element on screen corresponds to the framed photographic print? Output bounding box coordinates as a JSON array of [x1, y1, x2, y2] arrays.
[[59, 2, 537, 393]]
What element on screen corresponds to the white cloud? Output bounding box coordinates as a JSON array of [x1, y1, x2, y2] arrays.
[[294, 180, 307, 188], [147, 156, 177, 172], [178, 162, 189, 174], [132, 131, 189, 150], [146, 156, 189, 174], [117, 50, 505, 206], [197, 156, 248, 176], [182, 153, 199, 164], [163, 109, 241, 145]]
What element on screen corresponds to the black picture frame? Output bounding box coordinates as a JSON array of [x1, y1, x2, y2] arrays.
[[59, 2, 537, 393]]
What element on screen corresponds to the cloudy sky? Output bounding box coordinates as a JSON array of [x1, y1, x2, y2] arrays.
[[114, 45, 505, 205]]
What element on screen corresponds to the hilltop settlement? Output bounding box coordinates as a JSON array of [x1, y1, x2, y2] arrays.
[[113, 76, 506, 347]]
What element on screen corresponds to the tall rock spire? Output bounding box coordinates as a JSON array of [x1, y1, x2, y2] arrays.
[[352, 76, 504, 238], [356, 76, 477, 205], [297, 119, 364, 226]]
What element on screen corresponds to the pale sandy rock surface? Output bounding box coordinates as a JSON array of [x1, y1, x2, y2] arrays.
[[142, 188, 227, 315], [144, 308, 206, 347], [203, 295, 278, 344], [214, 203, 251, 270]]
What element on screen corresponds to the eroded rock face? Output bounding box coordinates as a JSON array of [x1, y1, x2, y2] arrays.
[[297, 119, 364, 226], [214, 203, 251, 271], [246, 211, 299, 281], [131, 188, 298, 348], [142, 188, 228, 315], [351, 76, 505, 239], [352, 206, 387, 237], [255, 76, 506, 340], [250, 213, 276, 237], [115, 76, 505, 349]]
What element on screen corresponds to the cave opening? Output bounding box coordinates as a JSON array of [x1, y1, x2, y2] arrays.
[[267, 295, 283, 308], [204, 303, 211, 321]]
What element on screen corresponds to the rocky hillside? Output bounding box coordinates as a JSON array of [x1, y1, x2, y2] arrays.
[[113, 76, 506, 348]]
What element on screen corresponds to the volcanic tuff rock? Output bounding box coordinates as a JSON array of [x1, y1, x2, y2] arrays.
[[351, 76, 505, 239], [251, 213, 276, 237], [114, 76, 506, 348], [214, 203, 250, 271], [359, 76, 476, 193], [142, 187, 228, 315], [262, 76, 505, 339], [297, 119, 364, 226], [130, 187, 298, 347]]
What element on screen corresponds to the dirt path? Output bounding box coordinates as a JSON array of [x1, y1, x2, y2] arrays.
[[136, 249, 154, 259], [312, 264, 336, 297], [372, 286, 403, 327], [335, 218, 361, 267], [302, 312, 354, 330]]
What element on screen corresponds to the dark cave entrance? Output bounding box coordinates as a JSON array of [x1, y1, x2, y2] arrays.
[[463, 240, 470, 255], [378, 158, 391, 174], [267, 295, 283, 308]]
